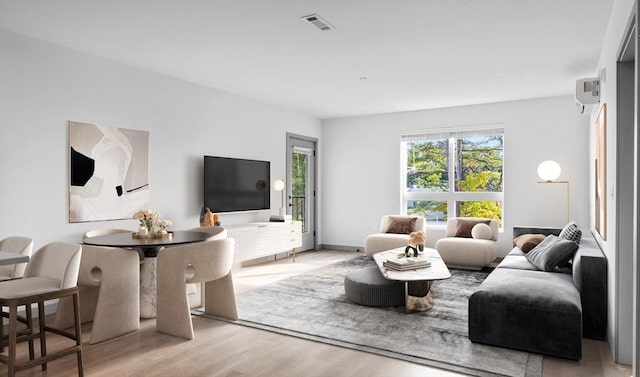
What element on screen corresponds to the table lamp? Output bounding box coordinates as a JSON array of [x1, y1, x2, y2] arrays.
[[270, 179, 291, 222], [537, 160, 570, 222]]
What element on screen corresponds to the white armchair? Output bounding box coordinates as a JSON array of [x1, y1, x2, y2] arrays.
[[435, 217, 499, 270], [364, 215, 427, 256]]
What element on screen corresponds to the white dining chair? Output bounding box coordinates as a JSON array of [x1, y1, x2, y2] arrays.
[[54, 245, 140, 344], [156, 238, 237, 339], [0, 236, 33, 280]]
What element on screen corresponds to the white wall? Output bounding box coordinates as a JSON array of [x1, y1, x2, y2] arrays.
[[321, 96, 590, 255], [590, 0, 636, 365], [0, 30, 321, 249]]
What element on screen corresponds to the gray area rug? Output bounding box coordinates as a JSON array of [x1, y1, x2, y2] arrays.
[[197, 255, 542, 377]]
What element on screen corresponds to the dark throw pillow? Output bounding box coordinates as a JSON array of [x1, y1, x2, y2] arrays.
[[385, 216, 417, 234], [525, 235, 579, 272], [514, 234, 547, 253], [559, 221, 582, 244], [455, 219, 490, 238]]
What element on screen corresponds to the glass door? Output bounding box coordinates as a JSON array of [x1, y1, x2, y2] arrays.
[[287, 134, 316, 251]]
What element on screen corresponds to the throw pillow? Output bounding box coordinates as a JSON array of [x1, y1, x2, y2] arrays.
[[471, 223, 493, 240], [514, 233, 547, 253], [559, 221, 582, 244], [455, 219, 490, 238], [385, 216, 417, 234], [525, 235, 579, 272]]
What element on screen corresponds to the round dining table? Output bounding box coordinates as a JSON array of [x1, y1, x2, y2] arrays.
[[83, 230, 211, 318], [82, 230, 211, 257]]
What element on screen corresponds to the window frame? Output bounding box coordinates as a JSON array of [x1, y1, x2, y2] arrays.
[[401, 126, 504, 227]]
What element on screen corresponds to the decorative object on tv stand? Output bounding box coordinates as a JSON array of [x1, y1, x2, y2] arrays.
[[270, 179, 292, 222], [200, 207, 219, 226], [537, 160, 570, 223], [132, 209, 172, 239]]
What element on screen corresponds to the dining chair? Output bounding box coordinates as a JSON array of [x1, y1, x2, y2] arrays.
[[189, 226, 227, 240], [185, 226, 228, 305], [0, 242, 83, 377], [156, 238, 238, 339], [0, 236, 33, 280], [54, 245, 140, 344]]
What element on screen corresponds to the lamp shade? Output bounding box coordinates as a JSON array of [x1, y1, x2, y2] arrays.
[[272, 179, 285, 192], [537, 160, 561, 181]]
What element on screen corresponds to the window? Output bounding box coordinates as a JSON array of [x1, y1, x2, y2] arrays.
[[402, 128, 504, 226]]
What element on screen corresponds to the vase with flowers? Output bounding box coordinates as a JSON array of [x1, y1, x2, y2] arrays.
[[133, 209, 159, 235], [156, 219, 173, 234]]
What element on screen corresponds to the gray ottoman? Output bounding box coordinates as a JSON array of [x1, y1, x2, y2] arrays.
[[344, 267, 405, 307]]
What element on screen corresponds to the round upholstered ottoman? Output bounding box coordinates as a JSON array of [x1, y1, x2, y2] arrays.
[[344, 267, 405, 307]]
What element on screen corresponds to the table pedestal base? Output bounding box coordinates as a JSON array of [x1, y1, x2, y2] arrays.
[[140, 257, 157, 318], [405, 281, 433, 313]]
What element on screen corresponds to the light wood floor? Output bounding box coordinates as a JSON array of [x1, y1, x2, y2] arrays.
[[2, 249, 632, 377]]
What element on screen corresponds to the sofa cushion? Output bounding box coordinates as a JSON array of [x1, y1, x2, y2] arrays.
[[496, 254, 539, 271], [385, 216, 417, 234], [514, 233, 546, 252], [525, 235, 578, 272], [471, 223, 492, 240], [455, 219, 490, 238], [559, 221, 582, 244]]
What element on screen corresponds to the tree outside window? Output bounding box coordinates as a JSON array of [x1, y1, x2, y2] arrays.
[[403, 129, 503, 226]]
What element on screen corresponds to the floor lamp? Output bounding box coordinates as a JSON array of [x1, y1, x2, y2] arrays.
[[537, 160, 570, 223]]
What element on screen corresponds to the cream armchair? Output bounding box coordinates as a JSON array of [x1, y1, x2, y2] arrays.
[[156, 238, 237, 340], [364, 215, 427, 256], [435, 217, 499, 270]]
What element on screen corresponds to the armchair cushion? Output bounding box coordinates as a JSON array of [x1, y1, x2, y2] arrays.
[[385, 216, 417, 234], [471, 223, 493, 240], [455, 219, 490, 238]]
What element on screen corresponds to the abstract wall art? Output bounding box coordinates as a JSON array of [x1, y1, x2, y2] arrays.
[[69, 121, 150, 222]]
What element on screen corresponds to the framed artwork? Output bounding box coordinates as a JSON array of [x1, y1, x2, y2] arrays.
[[69, 121, 150, 222], [595, 104, 607, 240]]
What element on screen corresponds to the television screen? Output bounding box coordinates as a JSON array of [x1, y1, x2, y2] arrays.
[[204, 156, 270, 213]]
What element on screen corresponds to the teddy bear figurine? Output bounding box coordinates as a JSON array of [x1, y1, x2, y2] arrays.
[[405, 230, 427, 257]]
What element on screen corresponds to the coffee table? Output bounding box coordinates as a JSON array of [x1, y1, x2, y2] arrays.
[[373, 247, 451, 313]]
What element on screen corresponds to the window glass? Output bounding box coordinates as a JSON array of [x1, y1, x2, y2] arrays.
[[402, 128, 504, 226]]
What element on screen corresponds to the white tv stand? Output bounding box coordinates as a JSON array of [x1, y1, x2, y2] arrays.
[[225, 221, 303, 263]]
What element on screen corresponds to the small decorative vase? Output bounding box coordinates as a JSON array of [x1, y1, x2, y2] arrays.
[[139, 226, 148, 236]]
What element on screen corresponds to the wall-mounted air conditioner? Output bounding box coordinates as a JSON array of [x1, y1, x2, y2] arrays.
[[576, 77, 600, 114]]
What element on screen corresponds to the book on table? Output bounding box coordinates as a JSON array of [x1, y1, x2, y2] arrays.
[[383, 258, 431, 271]]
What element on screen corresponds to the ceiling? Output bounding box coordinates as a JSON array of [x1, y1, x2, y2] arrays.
[[0, 0, 614, 120]]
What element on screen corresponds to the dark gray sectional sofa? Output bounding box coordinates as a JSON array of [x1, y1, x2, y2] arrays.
[[468, 226, 606, 360]]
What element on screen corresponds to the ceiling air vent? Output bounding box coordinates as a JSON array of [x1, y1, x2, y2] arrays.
[[302, 14, 334, 31]]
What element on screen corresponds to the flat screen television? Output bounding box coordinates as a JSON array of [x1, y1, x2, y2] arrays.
[[203, 156, 270, 213]]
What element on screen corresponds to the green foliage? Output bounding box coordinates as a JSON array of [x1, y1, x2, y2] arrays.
[[406, 135, 503, 222], [406, 140, 448, 191], [459, 201, 503, 226]]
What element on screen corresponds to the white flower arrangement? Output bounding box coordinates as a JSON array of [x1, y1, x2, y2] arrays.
[[156, 219, 173, 231], [133, 209, 159, 233]]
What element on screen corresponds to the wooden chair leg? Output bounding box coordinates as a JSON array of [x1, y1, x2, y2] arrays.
[[38, 301, 47, 371], [73, 292, 84, 377], [8, 303, 17, 377], [0, 307, 4, 354], [25, 303, 34, 361]]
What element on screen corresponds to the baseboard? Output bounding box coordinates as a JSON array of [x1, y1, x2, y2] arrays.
[[318, 244, 363, 253]]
